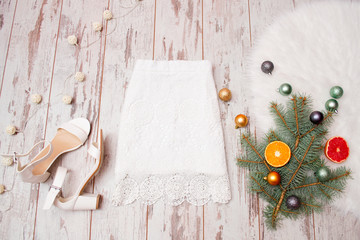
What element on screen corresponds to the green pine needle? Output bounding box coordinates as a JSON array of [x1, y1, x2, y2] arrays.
[[237, 94, 351, 229]]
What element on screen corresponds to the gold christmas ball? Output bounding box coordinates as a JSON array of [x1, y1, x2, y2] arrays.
[[235, 114, 248, 128], [219, 88, 232, 102], [264, 171, 281, 185]]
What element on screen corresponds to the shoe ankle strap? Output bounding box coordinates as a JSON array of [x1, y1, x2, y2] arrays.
[[88, 143, 101, 161], [43, 167, 67, 210], [1, 140, 53, 170]]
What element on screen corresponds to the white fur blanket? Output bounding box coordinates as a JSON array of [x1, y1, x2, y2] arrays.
[[247, 1, 360, 218]]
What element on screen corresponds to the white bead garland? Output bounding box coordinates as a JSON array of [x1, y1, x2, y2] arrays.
[[31, 94, 42, 104], [103, 10, 112, 20], [6, 125, 16, 135], [1, 157, 13, 166], [67, 35, 78, 45], [62, 95, 72, 104], [93, 22, 103, 32], [74, 72, 85, 82]]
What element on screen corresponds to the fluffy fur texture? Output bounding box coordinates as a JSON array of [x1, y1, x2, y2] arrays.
[[247, 1, 360, 218]]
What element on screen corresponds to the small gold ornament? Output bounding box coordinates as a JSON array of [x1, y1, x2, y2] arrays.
[[235, 114, 248, 128], [218, 88, 232, 102], [264, 171, 281, 185]]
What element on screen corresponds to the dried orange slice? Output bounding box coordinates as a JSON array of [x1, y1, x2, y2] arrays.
[[264, 141, 291, 167]]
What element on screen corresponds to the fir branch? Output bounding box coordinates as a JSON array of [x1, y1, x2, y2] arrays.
[[237, 158, 264, 164], [250, 176, 277, 202], [319, 183, 341, 192], [291, 171, 350, 190], [299, 96, 307, 113], [272, 191, 287, 226], [270, 136, 316, 227], [319, 187, 331, 199], [307, 189, 315, 199], [237, 95, 351, 229], [271, 131, 279, 140], [303, 158, 319, 166], [286, 136, 315, 188], [242, 135, 271, 171], [282, 165, 294, 173], [291, 97, 300, 136], [279, 209, 298, 214], [299, 112, 333, 138], [270, 103, 296, 136], [302, 202, 320, 208], [293, 154, 301, 164]]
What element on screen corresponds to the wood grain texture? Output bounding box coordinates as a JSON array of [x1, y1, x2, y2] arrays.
[[90, 0, 154, 239], [292, 1, 360, 239], [0, 0, 17, 91], [147, 0, 204, 239], [0, 0, 62, 239], [248, 1, 316, 239], [202, 0, 259, 239], [33, 0, 108, 239], [0, 0, 359, 239]]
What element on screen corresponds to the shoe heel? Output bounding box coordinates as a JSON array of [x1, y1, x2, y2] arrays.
[[73, 193, 101, 210]]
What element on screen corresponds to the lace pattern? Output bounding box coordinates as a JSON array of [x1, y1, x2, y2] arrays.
[[112, 174, 231, 206]]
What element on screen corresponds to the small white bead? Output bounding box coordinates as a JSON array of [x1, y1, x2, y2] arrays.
[[67, 35, 78, 45], [1, 157, 13, 166], [62, 95, 72, 104], [6, 125, 16, 135], [0, 184, 5, 194], [74, 72, 85, 82], [93, 22, 103, 32], [31, 94, 42, 104], [103, 10, 112, 20]]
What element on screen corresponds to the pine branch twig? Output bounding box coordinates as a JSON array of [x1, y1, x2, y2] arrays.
[[251, 176, 277, 202], [271, 104, 296, 136], [291, 171, 350, 190], [271, 136, 316, 227], [299, 112, 333, 138], [242, 135, 271, 171], [291, 97, 300, 148], [238, 95, 350, 229], [237, 158, 264, 164]]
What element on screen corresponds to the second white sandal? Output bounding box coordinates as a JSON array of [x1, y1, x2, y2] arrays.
[[43, 129, 104, 211]]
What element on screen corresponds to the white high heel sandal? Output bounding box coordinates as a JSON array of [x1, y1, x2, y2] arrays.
[[43, 129, 104, 211], [1, 118, 90, 183]]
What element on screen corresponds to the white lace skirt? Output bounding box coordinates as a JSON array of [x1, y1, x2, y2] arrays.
[[111, 60, 231, 206]]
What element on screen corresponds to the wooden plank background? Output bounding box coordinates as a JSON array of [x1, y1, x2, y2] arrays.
[[0, 0, 359, 239]]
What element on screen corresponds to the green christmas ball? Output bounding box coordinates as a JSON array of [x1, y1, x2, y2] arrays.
[[330, 86, 344, 99], [315, 166, 331, 182], [325, 99, 339, 112], [279, 83, 292, 96]]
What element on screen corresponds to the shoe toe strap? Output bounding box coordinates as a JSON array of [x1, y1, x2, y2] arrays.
[[43, 167, 67, 210], [58, 122, 88, 144]]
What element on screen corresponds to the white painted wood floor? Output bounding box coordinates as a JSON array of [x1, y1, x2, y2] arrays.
[[0, 0, 359, 239]]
